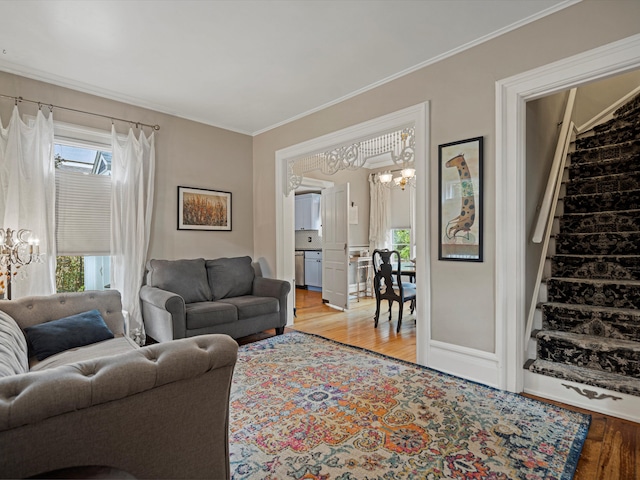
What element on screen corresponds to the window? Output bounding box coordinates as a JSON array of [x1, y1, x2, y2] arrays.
[[391, 228, 411, 260], [54, 141, 112, 292]]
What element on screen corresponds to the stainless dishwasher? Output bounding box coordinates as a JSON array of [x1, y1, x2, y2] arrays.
[[295, 251, 305, 287]]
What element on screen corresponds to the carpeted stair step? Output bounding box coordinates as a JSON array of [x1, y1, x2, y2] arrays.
[[563, 190, 640, 213], [570, 139, 640, 165], [568, 154, 640, 179], [565, 171, 640, 196], [528, 358, 640, 397], [535, 330, 640, 379], [541, 302, 640, 342], [574, 123, 640, 150], [613, 92, 640, 120], [592, 116, 640, 138], [555, 231, 640, 255], [591, 116, 637, 135], [547, 277, 640, 309], [559, 210, 640, 233], [551, 254, 640, 280]]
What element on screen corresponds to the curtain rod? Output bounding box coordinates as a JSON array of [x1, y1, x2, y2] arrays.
[[0, 94, 160, 131]]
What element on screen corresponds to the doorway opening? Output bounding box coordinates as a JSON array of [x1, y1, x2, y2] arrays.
[[275, 102, 430, 365], [293, 176, 333, 315], [496, 34, 640, 394]]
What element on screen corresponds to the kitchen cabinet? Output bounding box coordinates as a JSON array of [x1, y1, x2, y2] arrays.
[[295, 251, 305, 287], [304, 250, 322, 288], [295, 193, 321, 231]]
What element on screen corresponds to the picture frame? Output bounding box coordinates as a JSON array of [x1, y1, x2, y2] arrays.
[[177, 186, 232, 231], [438, 136, 483, 261]]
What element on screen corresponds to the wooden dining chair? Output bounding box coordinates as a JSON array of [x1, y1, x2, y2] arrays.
[[372, 249, 416, 332]]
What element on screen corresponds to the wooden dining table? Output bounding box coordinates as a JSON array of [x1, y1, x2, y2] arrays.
[[395, 262, 416, 282]]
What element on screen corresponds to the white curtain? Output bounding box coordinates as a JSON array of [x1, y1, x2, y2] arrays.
[[0, 107, 56, 298], [368, 174, 391, 252], [110, 127, 155, 342]]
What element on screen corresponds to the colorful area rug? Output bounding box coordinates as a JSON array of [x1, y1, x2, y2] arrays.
[[229, 332, 590, 479]]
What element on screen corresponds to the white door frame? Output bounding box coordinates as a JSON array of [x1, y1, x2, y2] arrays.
[[275, 103, 430, 364], [496, 34, 640, 392]]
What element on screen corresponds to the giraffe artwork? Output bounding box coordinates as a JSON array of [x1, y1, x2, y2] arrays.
[[438, 137, 483, 261], [445, 153, 475, 239]]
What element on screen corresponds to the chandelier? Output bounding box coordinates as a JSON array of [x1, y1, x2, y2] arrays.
[[376, 132, 416, 190], [0, 227, 42, 300], [377, 166, 416, 190]]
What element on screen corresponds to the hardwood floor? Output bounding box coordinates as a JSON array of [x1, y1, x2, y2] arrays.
[[238, 288, 639, 480], [293, 287, 417, 361]]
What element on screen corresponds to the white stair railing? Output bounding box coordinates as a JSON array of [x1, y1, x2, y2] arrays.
[[523, 87, 577, 357], [532, 89, 577, 243]]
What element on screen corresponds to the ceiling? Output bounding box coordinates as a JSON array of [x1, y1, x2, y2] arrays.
[[0, 0, 573, 136]]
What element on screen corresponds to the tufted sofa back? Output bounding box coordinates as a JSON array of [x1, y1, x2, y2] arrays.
[[0, 311, 29, 378], [0, 290, 126, 336]]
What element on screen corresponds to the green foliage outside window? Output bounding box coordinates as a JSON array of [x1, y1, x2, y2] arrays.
[[392, 229, 411, 260], [56, 256, 85, 292]]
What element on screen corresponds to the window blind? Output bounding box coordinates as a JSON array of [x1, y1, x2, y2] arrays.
[[55, 170, 111, 256]]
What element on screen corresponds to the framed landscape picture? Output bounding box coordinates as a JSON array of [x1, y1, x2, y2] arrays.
[[178, 186, 232, 231], [438, 136, 483, 261]]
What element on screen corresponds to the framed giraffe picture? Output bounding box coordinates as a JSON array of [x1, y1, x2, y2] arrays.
[[438, 136, 483, 261]]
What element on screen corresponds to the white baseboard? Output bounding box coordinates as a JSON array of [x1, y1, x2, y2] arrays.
[[428, 340, 500, 388], [524, 369, 640, 423]]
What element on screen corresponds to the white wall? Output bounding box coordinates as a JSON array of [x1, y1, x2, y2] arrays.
[[0, 71, 255, 263], [573, 69, 640, 126], [253, 0, 640, 353]]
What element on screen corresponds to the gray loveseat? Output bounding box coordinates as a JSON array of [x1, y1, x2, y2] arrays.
[[0, 290, 238, 479], [140, 256, 291, 342]]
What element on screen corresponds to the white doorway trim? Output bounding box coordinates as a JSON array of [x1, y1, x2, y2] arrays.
[[275, 102, 431, 364], [496, 34, 640, 392], [297, 176, 334, 193]]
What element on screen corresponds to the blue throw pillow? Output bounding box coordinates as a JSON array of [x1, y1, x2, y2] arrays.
[[24, 309, 115, 361]]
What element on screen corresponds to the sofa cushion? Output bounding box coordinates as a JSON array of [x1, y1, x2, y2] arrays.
[[0, 310, 29, 378], [206, 256, 255, 300], [30, 335, 139, 371], [218, 296, 279, 320], [147, 258, 212, 303], [186, 301, 238, 330], [24, 309, 115, 361]]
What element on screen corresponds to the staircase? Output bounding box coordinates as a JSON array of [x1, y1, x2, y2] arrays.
[[526, 92, 640, 413]]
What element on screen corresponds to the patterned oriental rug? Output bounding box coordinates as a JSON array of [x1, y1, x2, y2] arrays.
[[229, 332, 590, 479]]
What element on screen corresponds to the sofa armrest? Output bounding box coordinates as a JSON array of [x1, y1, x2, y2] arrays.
[[253, 277, 291, 327], [140, 285, 186, 342], [0, 335, 238, 479], [0, 335, 237, 431]]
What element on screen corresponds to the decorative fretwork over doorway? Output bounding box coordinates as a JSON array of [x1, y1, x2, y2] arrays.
[[285, 126, 415, 195]]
